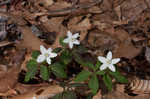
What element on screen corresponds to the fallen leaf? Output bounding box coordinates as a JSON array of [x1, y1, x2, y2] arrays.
[[93, 90, 102, 99], [9, 85, 63, 99]]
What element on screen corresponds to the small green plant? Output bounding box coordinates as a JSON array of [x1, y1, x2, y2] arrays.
[[74, 51, 128, 94], [25, 30, 128, 97], [24, 31, 80, 82], [52, 82, 87, 99]]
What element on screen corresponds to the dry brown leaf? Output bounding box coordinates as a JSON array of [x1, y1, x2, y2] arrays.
[[120, 0, 148, 21], [39, 16, 67, 48], [0, 49, 25, 93], [114, 42, 142, 59], [105, 27, 131, 42], [68, 16, 91, 41], [36, 0, 54, 8], [145, 46, 150, 63], [47, 1, 71, 11], [0, 41, 14, 47], [14, 83, 49, 95], [93, 90, 102, 99], [87, 30, 120, 56], [16, 26, 46, 50], [68, 16, 91, 31], [9, 85, 63, 99]]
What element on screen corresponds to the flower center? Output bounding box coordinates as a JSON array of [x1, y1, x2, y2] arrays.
[[71, 38, 75, 42], [44, 53, 49, 57], [106, 60, 112, 64]]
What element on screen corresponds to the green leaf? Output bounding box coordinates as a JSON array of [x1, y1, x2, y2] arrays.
[[50, 62, 66, 69], [59, 37, 67, 47], [96, 70, 105, 75], [53, 91, 77, 99], [68, 83, 87, 88], [103, 74, 112, 91], [86, 94, 93, 99], [73, 53, 83, 65], [24, 60, 38, 82], [88, 74, 99, 94], [83, 62, 95, 70], [51, 63, 67, 78], [74, 70, 92, 82], [62, 91, 77, 99], [40, 65, 49, 80], [53, 47, 62, 53], [74, 45, 88, 53], [31, 51, 40, 59], [26, 59, 37, 70], [109, 71, 128, 83], [73, 53, 94, 69], [94, 61, 101, 71], [60, 50, 72, 65]]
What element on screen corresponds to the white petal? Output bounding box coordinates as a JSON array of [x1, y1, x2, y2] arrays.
[[100, 64, 107, 71], [98, 56, 107, 63], [112, 58, 120, 64], [69, 42, 73, 49], [46, 57, 51, 64], [72, 33, 79, 38], [40, 45, 47, 54], [49, 52, 57, 58], [37, 55, 46, 63], [73, 40, 80, 45], [107, 51, 112, 60], [63, 38, 69, 43], [108, 64, 116, 72], [32, 97, 36, 99], [47, 48, 52, 52], [67, 31, 72, 37]]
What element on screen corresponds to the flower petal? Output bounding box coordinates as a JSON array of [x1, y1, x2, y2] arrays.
[[98, 56, 107, 63], [46, 57, 51, 64], [40, 45, 47, 54], [100, 64, 107, 71], [72, 33, 79, 38], [49, 52, 57, 58], [69, 42, 73, 49], [73, 40, 80, 45], [112, 58, 120, 64], [108, 64, 116, 72], [47, 48, 52, 52], [67, 31, 72, 37], [37, 55, 46, 63], [32, 97, 36, 99], [107, 51, 112, 60], [63, 38, 69, 43]]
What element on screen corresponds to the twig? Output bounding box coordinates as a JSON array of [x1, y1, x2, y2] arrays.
[[46, 0, 103, 16], [0, 0, 11, 6]]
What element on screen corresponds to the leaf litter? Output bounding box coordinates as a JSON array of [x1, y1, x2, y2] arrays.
[[0, 0, 150, 98]]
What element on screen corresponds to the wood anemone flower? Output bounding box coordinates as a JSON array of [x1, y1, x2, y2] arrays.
[[63, 31, 80, 49], [98, 51, 120, 72], [37, 45, 57, 64]]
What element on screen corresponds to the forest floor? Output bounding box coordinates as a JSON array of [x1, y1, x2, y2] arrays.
[[0, 0, 150, 99]]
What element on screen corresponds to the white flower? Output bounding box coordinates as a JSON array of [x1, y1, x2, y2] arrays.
[[37, 45, 57, 64], [32, 97, 36, 99], [98, 51, 120, 72], [63, 31, 80, 49]]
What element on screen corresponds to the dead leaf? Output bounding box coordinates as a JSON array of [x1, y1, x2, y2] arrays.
[[120, 0, 148, 21], [0, 49, 25, 93], [93, 90, 102, 99], [145, 46, 150, 63], [9, 85, 63, 99], [0, 41, 14, 47], [16, 26, 46, 50], [114, 42, 142, 59]]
